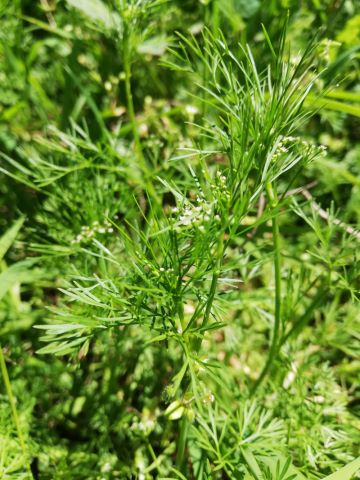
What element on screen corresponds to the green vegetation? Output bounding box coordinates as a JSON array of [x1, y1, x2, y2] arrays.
[[0, 1, 359, 479]]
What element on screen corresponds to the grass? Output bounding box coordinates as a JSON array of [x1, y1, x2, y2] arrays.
[[0, 1, 359, 479]]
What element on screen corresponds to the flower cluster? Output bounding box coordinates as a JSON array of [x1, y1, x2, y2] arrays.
[[71, 220, 114, 244], [172, 199, 219, 232], [214, 170, 230, 195], [279, 135, 328, 156], [170, 171, 231, 233], [159, 267, 174, 274]]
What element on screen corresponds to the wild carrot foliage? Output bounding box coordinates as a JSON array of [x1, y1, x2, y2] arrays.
[[0, 1, 359, 479]]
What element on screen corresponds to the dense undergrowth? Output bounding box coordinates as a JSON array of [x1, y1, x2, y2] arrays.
[[0, 1, 359, 479]]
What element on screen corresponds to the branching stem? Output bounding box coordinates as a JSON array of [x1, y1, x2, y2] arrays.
[[176, 230, 225, 471]]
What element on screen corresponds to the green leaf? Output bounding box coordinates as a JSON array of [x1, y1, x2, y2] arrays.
[[321, 457, 360, 480], [307, 95, 360, 118], [66, 0, 121, 30], [326, 90, 360, 102], [241, 448, 264, 480], [137, 35, 169, 56], [0, 259, 41, 302], [259, 455, 306, 480], [145, 333, 168, 345], [34, 323, 86, 334], [36, 337, 87, 355], [22, 15, 73, 39], [0, 217, 24, 261], [72, 396, 86, 416]]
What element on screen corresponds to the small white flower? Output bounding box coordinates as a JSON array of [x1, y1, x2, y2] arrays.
[[185, 105, 198, 116]]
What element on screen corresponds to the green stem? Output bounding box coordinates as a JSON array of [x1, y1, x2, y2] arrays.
[[251, 183, 281, 395], [175, 233, 225, 471], [123, 28, 159, 205], [212, 0, 220, 36], [124, 50, 142, 160], [176, 235, 224, 463], [175, 222, 226, 471], [0, 344, 33, 478], [176, 415, 189, 468], [174, 338, 193, 473], [193, 231, 225, 353], [174, 291, 188, 469]]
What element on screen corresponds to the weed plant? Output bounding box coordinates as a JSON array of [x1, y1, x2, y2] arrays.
[[0, 1, 359, 479]]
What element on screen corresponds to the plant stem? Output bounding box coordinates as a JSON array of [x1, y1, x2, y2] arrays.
[[0, 343, 33, 478], [175, 415, 189, 469], [176, 232, 225, 471], [174, 292, 188, 469], [123, 28, 158, 205], [212, 0, 220, 37], [193, 230, 225, 353], [251, 183, 281, 395], [124, 41, 142, 164]]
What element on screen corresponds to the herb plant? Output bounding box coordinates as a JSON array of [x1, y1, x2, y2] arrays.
[[0, 1, 359, 479]]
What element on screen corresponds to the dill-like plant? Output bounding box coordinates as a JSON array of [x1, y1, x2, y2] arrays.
[[1, 5, 359, 479]]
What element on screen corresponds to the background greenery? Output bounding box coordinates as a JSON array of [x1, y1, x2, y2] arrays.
[[0, 1, 359, 479]]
